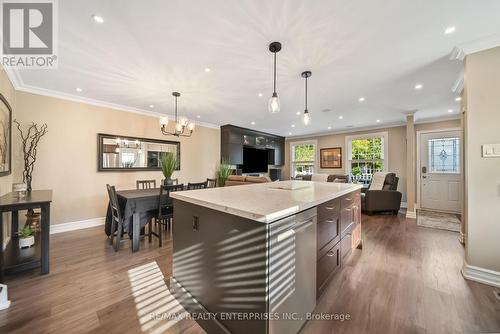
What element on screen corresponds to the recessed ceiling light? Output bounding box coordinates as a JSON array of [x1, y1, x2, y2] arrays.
[[327, 126, 332, 130], [204, 67, 211, 73], [296, 111, 301, 115], [291, 124, 296, 128], [258, 93, 263, 97], [358, 97, 365, 102], [448, 109, 453, 113], [376, 119, 381, 123], [196, 115, 201, 119], [414, 84, 423, 90], [455, 97, 462, 102], [149, 104, 154, 108], [444, 26, 456, 35], [76, 87, 83, 92], [92, 15, 104, 23], [338, 115, 343, 120], [288, 132, 292, 136], [250, 121, 255, 125]]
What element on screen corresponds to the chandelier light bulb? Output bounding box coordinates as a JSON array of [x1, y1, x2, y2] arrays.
[[159, 117, 168, 126], [188, 122, 195, 131], [175, 123, 183, 132]]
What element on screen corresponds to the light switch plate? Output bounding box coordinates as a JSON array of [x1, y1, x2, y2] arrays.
[[482, 144, 500, 157]]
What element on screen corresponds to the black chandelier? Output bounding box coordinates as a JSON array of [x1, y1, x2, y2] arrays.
[[159, 92, 195, 137]]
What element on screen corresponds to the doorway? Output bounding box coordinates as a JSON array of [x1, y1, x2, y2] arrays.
[[417, 129, 463, 213]]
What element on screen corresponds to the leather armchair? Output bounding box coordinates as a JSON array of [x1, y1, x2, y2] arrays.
[[361, 173, 402, 215]]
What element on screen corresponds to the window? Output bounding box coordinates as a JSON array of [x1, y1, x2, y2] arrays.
[[428, 137, 460, 173], [290, 141, 316, 177], [346, 132, 387, 183]]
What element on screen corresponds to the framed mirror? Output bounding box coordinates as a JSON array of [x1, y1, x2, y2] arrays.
[[98, 133, 180, 172], [0, 94, 12, 177]]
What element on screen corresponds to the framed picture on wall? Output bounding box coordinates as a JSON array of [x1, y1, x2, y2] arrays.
[[320, 147, 342, 169], [0, 94, 12, 176]]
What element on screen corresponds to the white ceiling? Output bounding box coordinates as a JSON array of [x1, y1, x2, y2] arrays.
[[10, 0, 500, 136]]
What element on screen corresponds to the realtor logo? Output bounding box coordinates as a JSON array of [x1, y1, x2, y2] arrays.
[[1, 0, 58, 68]]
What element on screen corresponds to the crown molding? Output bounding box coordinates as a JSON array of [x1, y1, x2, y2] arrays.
[[451, 69, 464, 94], [450, 34, 500, 60], [285, 115, 460, 140], [2, 67, 220, 130]]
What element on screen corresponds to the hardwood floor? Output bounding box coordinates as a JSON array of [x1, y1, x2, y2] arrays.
[[0, 214, 499, 334]]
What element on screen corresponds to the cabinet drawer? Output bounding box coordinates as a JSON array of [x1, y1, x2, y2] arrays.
[[318, 198, 340, 222], [317, 241, 341, 295], [317, 216, 340, 254], [340, 205, 355, 237]]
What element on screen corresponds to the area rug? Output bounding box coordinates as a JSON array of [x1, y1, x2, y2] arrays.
[[417, 209, 461, 232]]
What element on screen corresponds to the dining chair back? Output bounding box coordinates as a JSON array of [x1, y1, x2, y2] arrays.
[[106, 184, 124, 251], [136, 179, 156, 189], [157, 184, 184, 230], [206, 178, 217, 188], [187, 181, 208, 190]]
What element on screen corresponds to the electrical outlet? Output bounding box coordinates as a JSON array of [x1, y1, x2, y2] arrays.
[[482, 144, 500, 157]]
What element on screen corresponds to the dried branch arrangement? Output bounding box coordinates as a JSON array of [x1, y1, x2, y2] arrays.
[[14, 120, 48, 192]]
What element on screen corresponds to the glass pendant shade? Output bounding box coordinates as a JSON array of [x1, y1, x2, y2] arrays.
[[188, 122, 195, 131], [160, 116, 168, 126], [303, 110, 311, 125], [175, 123, 183, 132], [268, 93, 280, 114]]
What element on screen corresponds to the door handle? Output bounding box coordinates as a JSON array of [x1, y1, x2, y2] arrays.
[[422, 175, 427, 179], [327, 251, 335, 257], [325, 206, 336, 210]]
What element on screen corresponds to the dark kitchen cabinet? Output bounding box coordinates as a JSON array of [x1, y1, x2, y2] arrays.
[[221, 125, 285, 166]]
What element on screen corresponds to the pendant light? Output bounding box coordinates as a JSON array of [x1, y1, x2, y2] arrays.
[[159, 92, 195, 137], [268, 42, 282, 113], [301, 71, 311, 125]]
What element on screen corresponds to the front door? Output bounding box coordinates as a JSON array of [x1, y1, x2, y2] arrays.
[[420, 130, 462, 213]]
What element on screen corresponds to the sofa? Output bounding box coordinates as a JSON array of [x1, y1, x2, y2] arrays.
[[361, 172, 402, 215], [225, 175, 271, 186], [299, 174, 349, 183]]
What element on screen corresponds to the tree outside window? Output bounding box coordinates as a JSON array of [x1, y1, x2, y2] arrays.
[[350, 137, 384, 183], [291, 143, 315, 177]]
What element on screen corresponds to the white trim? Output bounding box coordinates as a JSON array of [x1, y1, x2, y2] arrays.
[[2, 236, 10, 251], [50, 217, 105, 234], [416, 128, 463, 212], [400, 201, 407, 209], [3, 68, 220, 130], [406, 210, 416, 219], [462, 262, 500, 288], [285, 115, 461, 141], [289, 139, 318, 177], [344, 131, 389, 175], [452, 34, 500, 58]]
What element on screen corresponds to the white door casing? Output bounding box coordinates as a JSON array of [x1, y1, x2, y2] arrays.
[[419, 130, 462, 213]]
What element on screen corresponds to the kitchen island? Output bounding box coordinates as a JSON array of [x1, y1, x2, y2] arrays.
[[170, 180, 362, 334]]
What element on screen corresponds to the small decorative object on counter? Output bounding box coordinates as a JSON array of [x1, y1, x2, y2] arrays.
[[18, 226, 35, 248], [12, 182, 27, 198]]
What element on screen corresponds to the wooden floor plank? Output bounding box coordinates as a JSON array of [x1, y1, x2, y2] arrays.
[[0, 213, 498, 334]]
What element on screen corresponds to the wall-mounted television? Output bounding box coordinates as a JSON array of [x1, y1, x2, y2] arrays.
[[242, 146, 269, 173]]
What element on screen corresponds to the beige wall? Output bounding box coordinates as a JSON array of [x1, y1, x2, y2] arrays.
[[284, 119, 461, 203], [0, 68, 15, 242], [464, 46, 500, 272], [13, 91, 220, 225]]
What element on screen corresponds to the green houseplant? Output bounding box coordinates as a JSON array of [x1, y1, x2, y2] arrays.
[[217, 158, 232, 187], [160, 152, 177, 185], [18, 226, 35, 249]]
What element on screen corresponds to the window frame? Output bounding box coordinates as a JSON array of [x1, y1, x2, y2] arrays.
[[289, 139, 318, 178], [345, 131, 389, 177]]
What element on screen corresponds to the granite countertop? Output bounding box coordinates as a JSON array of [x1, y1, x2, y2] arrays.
[[171, 180, 362, 223]]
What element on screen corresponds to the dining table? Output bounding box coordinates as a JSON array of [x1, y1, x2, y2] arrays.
[[105, 188, 167, 252]]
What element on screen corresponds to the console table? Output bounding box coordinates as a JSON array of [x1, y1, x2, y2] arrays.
[[0, 190, 52, 282]]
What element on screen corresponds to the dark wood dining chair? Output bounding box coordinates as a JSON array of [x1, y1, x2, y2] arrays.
[[206, 178, 217, 188], [157, 184, 184, 232], [136, 179, 156, 189], [106, 184, 124, 251], [187, 181, 208, 190]]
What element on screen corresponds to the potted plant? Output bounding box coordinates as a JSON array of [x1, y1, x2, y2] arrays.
[[18, 226, 35, 248], [160, 152, 177, 185], [217, 158, 232, 187]]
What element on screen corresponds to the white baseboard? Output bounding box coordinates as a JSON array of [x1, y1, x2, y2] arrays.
[[406, 210, 417, 219], [50, 217, 105, 234], [462, 262, 500, 288], [400, 201, 408, 208]]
